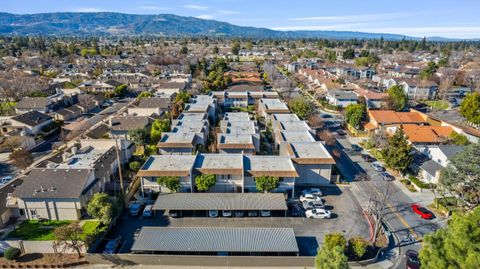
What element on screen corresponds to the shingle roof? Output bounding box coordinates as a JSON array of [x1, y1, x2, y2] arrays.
[[137, 97, 170, 109], [437, 145, 464, 159], [16, 97, 49, 110], [131, 227, 298, 253], [110, 116, 152, 131], [13, 168, 94, 199], [11, 111, 53, 127], [152, 193, 287, 210]]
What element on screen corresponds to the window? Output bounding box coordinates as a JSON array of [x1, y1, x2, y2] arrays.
[[30, 209, 37, 218]]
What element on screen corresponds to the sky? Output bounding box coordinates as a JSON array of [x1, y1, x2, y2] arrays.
[[2, 0, 480, 38]]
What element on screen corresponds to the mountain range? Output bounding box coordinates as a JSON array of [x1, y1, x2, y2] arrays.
[[0, 12, 461, 40]]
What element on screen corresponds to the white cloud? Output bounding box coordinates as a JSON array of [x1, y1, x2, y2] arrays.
[[183, 4, 209, 10], [289, 13, 412, 22], [271, 23, 368, 31], [195, 14, 214, 20], [138, 6, 172, 11], [75, 7, 105, 12], [218, 10, 240, 15], [360, 26, 480, 39]]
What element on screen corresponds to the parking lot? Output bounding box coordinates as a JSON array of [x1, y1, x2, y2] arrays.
[[102, 186, 370, 256]]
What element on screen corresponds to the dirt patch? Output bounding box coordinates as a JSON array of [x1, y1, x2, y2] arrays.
[[0, 253, 87, 267]]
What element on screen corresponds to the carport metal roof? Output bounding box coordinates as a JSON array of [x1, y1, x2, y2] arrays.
[[152, 193, 287, 211], [131, 227, 299, 253]]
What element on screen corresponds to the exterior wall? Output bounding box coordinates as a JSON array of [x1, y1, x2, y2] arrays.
[[18, 198, 82, 221], [128, 107, 162, 117], [420, 169, 440, 185], [244, 176, 295, 198], [294, 163, 332, 186], [208, 175, 243, 193], [224, 98, 248, 108], [141, 176, 193, 194], [218, 148, 255, 155]]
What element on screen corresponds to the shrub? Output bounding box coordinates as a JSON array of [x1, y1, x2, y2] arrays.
[[348, 237, 369, 259], [408, 175, 431, 189], [324, 232, 347, 252], [4, 247, 21, 260], [129, 161, 142, 172]]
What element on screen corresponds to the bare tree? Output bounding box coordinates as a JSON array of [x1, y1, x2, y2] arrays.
[[367, 183, 394, 242], [53, 222, 84, 258]]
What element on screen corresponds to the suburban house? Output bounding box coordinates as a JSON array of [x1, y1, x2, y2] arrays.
[[398, 124, 454, 145], [257, 99, 290, 121], [364, 110, 428, 132], [109, 116, 153, 140], [354, 88, 388, 109], [78, 81, 120, 93], [13, 169, 99, 220], [138, 155, 197, 195], [1, 111, 54, 136], [128, 97, 170, 117], [279, 141, 335, 186], [243, 155, 298, 197], [325, 89, 358, 107], [15, 97, 52, 114], [399, 79, 438, 100]]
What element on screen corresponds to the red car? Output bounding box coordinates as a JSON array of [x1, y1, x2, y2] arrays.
[[411, 204, 433, 219]]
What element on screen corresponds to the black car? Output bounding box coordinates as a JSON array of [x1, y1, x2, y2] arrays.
[[247, 210, 259, 217], [336, 130, 346, 136], [289, 203, 302, 217], [405, 249, 420, 269], [361, 154, 376, 162], [352, 144, 362, 152]]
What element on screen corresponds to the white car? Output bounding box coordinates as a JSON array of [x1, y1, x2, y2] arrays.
[[302, 200, 325, 210], [208, 210, 219, 218], [222, 210, 232, 217], [142, 205, 153, 218], [302, 188, 323, 197], [0, 176, 12, 185], [299, 193, 322, 202], [305, 209, 332, 219], [371, 162, 385, 172], [260, 210, 271, 217]]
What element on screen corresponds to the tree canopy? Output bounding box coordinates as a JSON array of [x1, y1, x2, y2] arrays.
[[382, 128, 413, 172], [387, 85, 408, 111], [315, 245, 349, 269], [157, 176, 181, 193], [150, 118, 170, 145], [53, 222, 84, 258], [128, 128, 149, 146], [288, 97, 314, 120], [419, 207, 480, 269], [9, 148, 33, 169], [345, 103, 366, 129], [255, 176, 279, 193], [195, 174, 216, 192], [460, 92, 480, 125], [86, 192, 116, 225], [440, 142, 480, 208]]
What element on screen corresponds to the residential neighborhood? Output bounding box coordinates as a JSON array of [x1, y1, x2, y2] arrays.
[[0, 2, 479, 269]]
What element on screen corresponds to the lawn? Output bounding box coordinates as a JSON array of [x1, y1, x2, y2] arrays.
[[424, 100, 449, 110], [8, 220, 71, 241]]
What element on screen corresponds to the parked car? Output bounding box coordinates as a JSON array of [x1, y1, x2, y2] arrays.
[[142, 205, 153, 218], [234, 211, 244, 217], [299, 193, 322, 202], [103, 236, 122, 254], [302, 188, 323, 197], [361, 154, 376, 163], [129, 202, 143, 216], [0, 176, 13, 185], [305, 209, 331, 219], [405, 249, 420, 269], [411, 204, 433, 219], [380, 172, 395, 181], [302, 200, 324, 210], [260, 210, 271, 217], [336, 129, 346, 136], [222, 210, 232, 217], [247, 210, 258, 217], [208, 210, 219, 218], [289, 203, 302, 217], [371, 162, 385, 172], [168, 210, 180, 218], [352, 144, 362, 152]]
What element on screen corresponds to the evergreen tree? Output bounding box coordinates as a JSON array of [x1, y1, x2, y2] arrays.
[[382, 128, 413, 172]]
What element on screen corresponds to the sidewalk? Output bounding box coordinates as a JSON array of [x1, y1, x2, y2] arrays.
[[390, 178, 436, 207]]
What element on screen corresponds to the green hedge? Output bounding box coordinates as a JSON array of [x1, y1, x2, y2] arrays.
[[4, 247, 21, 260], [408, 175, 431, 189]]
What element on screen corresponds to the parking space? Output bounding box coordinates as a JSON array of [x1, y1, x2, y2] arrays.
[[103, 186, 369, 256]]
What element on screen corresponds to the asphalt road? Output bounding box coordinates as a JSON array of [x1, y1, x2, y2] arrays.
[[334, 135, 445, 268]]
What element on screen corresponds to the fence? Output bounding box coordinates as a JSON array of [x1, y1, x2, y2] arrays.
[[0, 240, 86, 254]]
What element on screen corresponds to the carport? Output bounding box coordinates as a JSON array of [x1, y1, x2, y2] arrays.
[[152, 193, 288, 217], [131, 227, 299, 256]]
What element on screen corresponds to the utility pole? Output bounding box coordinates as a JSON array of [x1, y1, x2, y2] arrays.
[[115, 138, 125, 203]]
